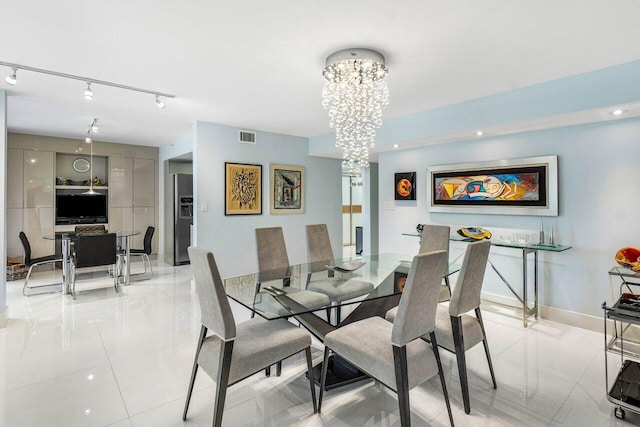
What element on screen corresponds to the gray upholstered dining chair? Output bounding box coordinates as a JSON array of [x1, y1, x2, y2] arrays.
[[183, 247, 317, 427], [70, 233, 118, 298], [318, 250, 454, 427], [305, 224, 374, 324], [255, 227, 330, 318], [436, 239, 495, 414], [387, 239, 496, 415], [419, 224, 452, 302], [255, 227, 330, 376], [19, 231, 63, 296]]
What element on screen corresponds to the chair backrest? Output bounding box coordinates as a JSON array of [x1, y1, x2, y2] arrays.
[[75, 225, 106, 236], [256, 227, 290, 282], [19, 231, 32, 266], [391, 250, 448, 347], [143, 226, 155, 254], [419, 224, 450, 255], [74, 233, 117, 268], [449, 239, 491, 317], [306, 224, 335, 273], [188, 246, 236, 341]]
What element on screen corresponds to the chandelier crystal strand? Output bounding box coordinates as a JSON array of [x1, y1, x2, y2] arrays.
[[322, 49, 389, 176]]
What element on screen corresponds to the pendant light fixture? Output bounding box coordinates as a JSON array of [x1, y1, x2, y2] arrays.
[[322, 48, 389, 176], [83, 118, 99, 195]]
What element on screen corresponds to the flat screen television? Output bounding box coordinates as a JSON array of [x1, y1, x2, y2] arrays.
[[55, 194, 108, 225]]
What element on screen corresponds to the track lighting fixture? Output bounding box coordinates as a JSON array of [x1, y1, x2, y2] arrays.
[[155, 94, 165, 109], [85, 135, 91, 143], [0, 61, 175, 106], [84, 82, 93, 100], [91, 119, 99, 133], [5, 68, 17, 85]]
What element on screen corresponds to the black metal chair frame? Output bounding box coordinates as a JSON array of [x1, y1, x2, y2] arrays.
[[19, 231, 63, 296], [70, 233, 118, 298], [119, 226, 154, 280]]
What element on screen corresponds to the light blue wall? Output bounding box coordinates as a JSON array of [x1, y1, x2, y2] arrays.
[[194, 121, 342, 277], [310, 59, 640, 155], [379, 117, 640, 317], [0, 90, 7, 324]]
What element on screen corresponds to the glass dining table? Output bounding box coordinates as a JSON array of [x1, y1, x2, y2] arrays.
[[224, 253, 460, 389], [43, 230, 141, 295]]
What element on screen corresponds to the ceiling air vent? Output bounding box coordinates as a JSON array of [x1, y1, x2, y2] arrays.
[[238, 130, 257, 144]]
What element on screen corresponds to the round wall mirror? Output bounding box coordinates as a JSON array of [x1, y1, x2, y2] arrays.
[[73, 158, 90, 173]]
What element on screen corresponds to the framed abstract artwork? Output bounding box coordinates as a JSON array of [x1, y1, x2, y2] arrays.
[[395, 172, 416, 200], [428, 155, 558, 216], [225, 162, 262, 215], [270, 164, 304, 214]]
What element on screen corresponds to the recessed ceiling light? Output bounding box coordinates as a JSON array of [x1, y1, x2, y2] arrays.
[[612, 109, 626, 116], [476, 130, 484, 136], [393, 144, 399, 148]]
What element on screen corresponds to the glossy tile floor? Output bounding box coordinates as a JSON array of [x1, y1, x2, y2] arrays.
[[1, 260, 639, 427]]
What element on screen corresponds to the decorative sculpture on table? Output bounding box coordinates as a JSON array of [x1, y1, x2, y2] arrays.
[[616, 247, 640, 272]]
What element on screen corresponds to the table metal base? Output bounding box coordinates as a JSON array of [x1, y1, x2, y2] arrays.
[[309, 354, 369, 390]]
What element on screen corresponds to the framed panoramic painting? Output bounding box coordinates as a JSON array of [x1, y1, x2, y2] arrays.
[[395, 172, 416, 200], [225, 162, 262, 215], [270, 164, 304, 214], [428, 155, 558, 216]]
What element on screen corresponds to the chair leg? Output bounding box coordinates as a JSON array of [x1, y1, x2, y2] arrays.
[[71, 263, 77, 299], [22, 265, 35, 296], [318, 347, 331, 412], [212, 340, 234, 427], [451, 316, 470, 414], [325, 307, 332, 324], [305, 347, 318, 413], [430, 332, 455, 427], [251, 281, 261, 319], [276, 361, 282, 377], [145, 254, 153, 278], [336, 305, 342, 325], [475, 308, 497, 389], [393, 345, 411, 427], [183, 325, 208, 420]]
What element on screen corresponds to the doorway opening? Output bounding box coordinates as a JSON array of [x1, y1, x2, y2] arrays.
[[342, 174, 364, 257]]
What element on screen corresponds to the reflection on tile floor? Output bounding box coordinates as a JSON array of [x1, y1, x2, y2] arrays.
[[1, 261, 639, 426]]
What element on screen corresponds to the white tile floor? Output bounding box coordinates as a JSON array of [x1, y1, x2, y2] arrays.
[[1, 259, 639, 426]]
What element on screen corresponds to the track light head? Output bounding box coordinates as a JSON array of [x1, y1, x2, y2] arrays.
[[85, 136, 91, 143], [155, 94, 165, 109], [84, 82, 93, 100], [5, 68, 17, 85]]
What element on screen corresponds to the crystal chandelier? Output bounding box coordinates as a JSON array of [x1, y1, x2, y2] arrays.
[[322, 48, 389, 176]]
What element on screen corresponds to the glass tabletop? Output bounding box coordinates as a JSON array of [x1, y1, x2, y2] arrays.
[[223, 253, 460, 320], [402, 232, 571, 252], [43, 230, 141, 240]]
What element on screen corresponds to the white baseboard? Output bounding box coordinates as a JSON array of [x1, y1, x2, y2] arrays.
[[481, 291, 605, 333]]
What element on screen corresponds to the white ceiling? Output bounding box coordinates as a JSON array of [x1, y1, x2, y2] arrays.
[[2, 0, 640, 149]]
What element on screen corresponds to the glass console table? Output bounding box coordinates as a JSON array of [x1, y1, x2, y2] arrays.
[[403, 232, 571, 327]]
